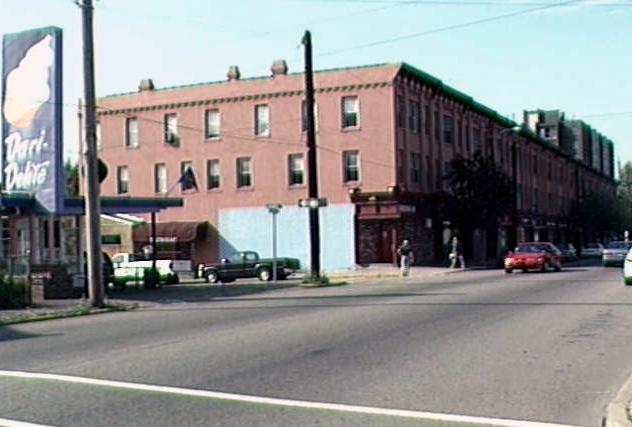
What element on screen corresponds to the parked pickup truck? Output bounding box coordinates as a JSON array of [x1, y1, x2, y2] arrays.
[[200, 251, 301, 283], [111, 253, 180, 288]]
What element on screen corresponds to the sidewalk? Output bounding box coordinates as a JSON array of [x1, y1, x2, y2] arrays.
[[316, 263, 465, 281]]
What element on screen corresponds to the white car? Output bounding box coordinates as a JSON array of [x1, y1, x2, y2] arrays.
[[623, 247, 632, 285], [603, 241, 632, 267]]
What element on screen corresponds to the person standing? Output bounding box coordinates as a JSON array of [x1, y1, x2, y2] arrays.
[[397, 239, 414, 277], [449, 236, 465, 268]]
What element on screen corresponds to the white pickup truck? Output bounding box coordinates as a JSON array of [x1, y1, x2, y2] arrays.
[[111, 253, 181, 288]]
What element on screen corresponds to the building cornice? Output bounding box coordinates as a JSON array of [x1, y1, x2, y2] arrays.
[[96, 81, 391, 117]]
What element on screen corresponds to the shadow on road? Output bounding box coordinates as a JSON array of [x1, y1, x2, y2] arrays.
[[107, 280, 300, 304]]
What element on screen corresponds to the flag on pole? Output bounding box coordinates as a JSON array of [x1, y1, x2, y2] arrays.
[[178, 167, 198, 192]]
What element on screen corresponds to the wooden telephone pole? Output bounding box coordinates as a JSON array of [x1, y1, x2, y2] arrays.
[[79, 0, 104, 306], [303, 30, 321, 280]]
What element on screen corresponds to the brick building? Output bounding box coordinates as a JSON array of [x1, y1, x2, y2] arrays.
[[92, 61, 616, 270]]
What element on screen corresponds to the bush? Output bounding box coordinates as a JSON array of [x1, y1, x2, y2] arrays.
[[0, 275, 29, 309]]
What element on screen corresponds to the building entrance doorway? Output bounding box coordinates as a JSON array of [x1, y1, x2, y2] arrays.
[[377, 225, 397, 264]]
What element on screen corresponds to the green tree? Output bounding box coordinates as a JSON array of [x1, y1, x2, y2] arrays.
[[618, 161, 632, 234], [571, 161, 632, 241], [441, 153, 515, 235], [618, 161, 632, 202], [570, 191, 627, 242], [64, 160, 79, 196]]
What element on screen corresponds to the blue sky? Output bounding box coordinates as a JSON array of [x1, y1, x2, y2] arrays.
[[2, 0, 631, 168]]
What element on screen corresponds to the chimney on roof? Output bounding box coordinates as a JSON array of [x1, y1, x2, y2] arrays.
[[227, 65, 241, 82], [271, 59, 288, 77], [138, 78, 155, 92]]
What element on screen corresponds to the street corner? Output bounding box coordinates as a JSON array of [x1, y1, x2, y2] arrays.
[[604, 371, 632, 427]]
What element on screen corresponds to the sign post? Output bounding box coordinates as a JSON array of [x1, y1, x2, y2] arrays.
[[266, 204, 282, 281]]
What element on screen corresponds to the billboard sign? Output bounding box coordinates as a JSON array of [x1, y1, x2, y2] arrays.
[[1, 26, 63, 213]]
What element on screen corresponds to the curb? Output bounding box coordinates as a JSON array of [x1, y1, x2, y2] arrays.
[[605, 372, 632, 427]]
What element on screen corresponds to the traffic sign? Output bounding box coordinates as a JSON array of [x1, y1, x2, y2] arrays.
[[298, 197, 328, 208]]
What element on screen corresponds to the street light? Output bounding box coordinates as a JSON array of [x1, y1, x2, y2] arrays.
[[266, 204, 282, 281]]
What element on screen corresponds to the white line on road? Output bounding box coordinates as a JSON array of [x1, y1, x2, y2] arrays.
[[0, 370, 580, 427], [0, 418, 63, 427]]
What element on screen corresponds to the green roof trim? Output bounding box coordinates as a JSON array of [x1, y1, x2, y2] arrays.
[[397, 62, 516, 128]]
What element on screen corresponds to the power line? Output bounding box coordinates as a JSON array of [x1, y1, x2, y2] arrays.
[[580, 111, 632, 119], [281, 0, 631, 6], [320, 0, 587, 56]]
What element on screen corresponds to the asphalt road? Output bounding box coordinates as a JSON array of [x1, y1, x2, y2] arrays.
[[2, 264, 632, 427]]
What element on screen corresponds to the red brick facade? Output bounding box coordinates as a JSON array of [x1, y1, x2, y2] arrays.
[[92, 61, 615, 267]]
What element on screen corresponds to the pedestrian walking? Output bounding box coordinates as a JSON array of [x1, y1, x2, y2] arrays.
[[448, 236, 465, 268], [397, 239, 414, 277]]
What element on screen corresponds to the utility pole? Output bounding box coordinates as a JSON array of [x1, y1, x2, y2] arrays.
[[79, 0, 104, 306], [303, 30, 320, 280]]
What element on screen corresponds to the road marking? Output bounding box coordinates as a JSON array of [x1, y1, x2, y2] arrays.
[[0, 418, 61, 427], [0, 370, 580, 427]]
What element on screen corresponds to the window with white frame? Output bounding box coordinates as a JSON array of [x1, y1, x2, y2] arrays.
[[435, 159, 441, 190], [154, 163, 167, 193], [254, 104, 269, 136], [117, 165, 129, 194], [409, 100, 420, 133], [473, 128, 481, 153], [288, 153, 304, 185], [410, 153, 421, 184], [424, 105, 431, 135], [443, 114, 454, 144], [181, 161, 193, 174], [207, 159, 220, 190], [164, 113, 178, 144], [205, 109, 220, 139], [125, 117, 139, 148], [343, 150, 360, 183], [465, 124, 471, 153], [442, 161, 450, 191], [341, 96, 359, 128], [458, 120, 463, 150], [434, 110, 440, 140], [236, 157, 252, 188], [397, 95, 405, 128], [179, 161, 197, 191]]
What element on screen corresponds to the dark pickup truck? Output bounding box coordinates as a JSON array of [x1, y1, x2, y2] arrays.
[[200, 251, 301, 283]]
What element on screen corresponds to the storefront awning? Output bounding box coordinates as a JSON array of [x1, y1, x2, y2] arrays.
[[133, 221, 210, 243], [0, 193, 184, 215]]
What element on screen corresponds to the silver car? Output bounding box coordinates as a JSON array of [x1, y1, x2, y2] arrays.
[[581, 242, 604, 258], [602, 241, 632, 267]]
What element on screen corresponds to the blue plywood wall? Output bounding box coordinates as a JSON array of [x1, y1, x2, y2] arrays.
[[218, 204, 355, 272]]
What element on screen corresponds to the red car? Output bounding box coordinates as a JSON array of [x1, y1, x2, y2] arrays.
[[504, 242, 562, 273]]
